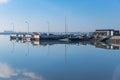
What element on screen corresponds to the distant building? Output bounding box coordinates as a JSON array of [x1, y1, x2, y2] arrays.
[[95, 29, 119, 36]]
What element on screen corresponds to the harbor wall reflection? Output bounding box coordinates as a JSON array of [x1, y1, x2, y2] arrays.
[[10, 38, 120, 50]]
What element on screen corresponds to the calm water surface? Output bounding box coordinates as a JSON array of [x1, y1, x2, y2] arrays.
[[0, 35, 120, 80]]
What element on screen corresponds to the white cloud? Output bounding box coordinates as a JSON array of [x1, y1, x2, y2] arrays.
[[0, 0, 9, 4], [0, 62, 46, 80], [0, 62, 17, 78]]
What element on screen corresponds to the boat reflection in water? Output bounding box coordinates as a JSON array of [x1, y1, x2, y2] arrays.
[[10, 38, 120, 50]]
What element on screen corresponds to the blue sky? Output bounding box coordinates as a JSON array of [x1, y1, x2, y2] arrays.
[[0, 0, 120, 32]]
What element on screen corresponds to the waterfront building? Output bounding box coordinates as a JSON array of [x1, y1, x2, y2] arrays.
[[95, 29, 119, 36], [31, 32, 40, 41]]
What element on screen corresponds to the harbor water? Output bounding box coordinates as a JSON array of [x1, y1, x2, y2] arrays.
[[0, 35, 120, 80]]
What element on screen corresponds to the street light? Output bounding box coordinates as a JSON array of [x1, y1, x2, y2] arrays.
[[47, 21, 50, 35], [25, 21, 29, 34], [11, 23, 14, 32]]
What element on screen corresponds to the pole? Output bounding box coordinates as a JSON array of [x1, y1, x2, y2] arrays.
[[47, 21, 50, 35], [11, 23, 14, 32], [65, 16, 67, 34], [25, 21, 29, 34]]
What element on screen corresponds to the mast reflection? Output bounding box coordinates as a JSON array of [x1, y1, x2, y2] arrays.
[[10, 38, 120, 50]]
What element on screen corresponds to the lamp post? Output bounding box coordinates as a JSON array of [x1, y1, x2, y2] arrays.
[[11, 23, 14, 32], [47, 21, 50, 35], [25, 21, 30, 56], [25, 21, 29, 34]]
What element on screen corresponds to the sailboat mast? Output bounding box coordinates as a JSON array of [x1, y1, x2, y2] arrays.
[[65, 16, 67, 34]]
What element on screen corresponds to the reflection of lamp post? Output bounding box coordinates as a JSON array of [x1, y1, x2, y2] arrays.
[[25, 21, 29, 34], [11, 23, 14, 32], [26, 43, 29, 56]]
